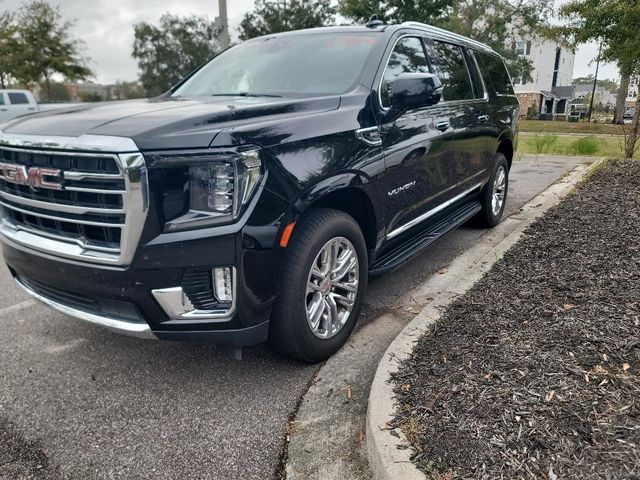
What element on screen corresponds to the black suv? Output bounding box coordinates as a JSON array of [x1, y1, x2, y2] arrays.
[[0, 22, 518, 362]]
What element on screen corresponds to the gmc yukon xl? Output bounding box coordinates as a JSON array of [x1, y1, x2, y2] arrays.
[[0, 21, 519, 362]]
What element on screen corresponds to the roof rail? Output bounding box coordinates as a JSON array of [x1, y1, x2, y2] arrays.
[[366, 15, 385, 29], [400, 21, 496, 53]]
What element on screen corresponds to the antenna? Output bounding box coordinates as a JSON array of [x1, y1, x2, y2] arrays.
[[365, 15, 384, 28]]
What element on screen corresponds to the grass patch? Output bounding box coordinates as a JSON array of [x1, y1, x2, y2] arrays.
[[520, 120, 625, 135], [518, 134, 639, 158]]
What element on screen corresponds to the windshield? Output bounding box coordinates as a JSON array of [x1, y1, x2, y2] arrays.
[[172, 32, 380, 98]]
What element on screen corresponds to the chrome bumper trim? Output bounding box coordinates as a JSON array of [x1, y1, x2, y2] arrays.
[[152, 268, 236, 322], [15, 277, 157, 339]]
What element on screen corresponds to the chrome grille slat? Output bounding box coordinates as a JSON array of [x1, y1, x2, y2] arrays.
[[0, 189, 125, 215], [0, 134, 148, 267], [64, 171, 123, 181], [6, 220, 121, 253], [0, 200, 125, 227]]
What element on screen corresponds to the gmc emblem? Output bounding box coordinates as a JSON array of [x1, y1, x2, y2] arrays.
[[0, 162, 63, 191]]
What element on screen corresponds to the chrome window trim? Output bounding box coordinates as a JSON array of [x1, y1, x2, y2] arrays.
[[386, 182, 484, 240], [0, 133, 148, 267], [400, 22, 496, 54], [15, 276, 156, 339]]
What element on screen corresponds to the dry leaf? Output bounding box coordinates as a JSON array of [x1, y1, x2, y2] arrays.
[[437, 267, 448, 274], [593, 365, 608, 375], [400, 383, 411, 393], [623, 363, 631, 371], [359, 430, 365, 447], [545, 390, 556, 402]]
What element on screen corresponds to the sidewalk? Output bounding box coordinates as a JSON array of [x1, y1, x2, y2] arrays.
[[389, 160, 640, 478]]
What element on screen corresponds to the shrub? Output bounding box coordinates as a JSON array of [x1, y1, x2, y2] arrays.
[[570, 136, 601, 156], [532, 133, 559, 154]]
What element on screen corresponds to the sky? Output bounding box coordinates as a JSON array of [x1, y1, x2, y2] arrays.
[[0, 0, 619, 85]]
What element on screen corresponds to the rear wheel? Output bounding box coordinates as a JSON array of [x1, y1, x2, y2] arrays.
[[269, 208, 368, 363], [476, 154, 509, 228]]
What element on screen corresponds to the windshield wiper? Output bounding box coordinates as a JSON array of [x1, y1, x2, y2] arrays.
[[210, 92, 283, 98]]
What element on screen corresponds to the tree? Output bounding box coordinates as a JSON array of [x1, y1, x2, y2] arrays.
[[338, 0, 554, 82], [13, 1, 92, 100], [132, 14, 221, 96], [0, 12, 19, 89], [555, 0, 640, 157], [239, 0, 336, 40]]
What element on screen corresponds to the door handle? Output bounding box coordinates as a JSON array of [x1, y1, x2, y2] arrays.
[[436, 121, 451, 132], [478, 114, 490, 123], [0, 108, 7, 111], [27, 107, 36, 111]]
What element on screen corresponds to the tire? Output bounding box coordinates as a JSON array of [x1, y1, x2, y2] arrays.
[[475, 153, 509, 228], [269, 208, 368, 363]]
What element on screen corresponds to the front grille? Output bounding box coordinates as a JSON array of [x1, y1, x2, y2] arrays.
[[0, 137, 148, 266]]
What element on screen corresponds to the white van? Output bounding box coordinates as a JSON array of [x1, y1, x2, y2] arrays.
[[0, 89, 39, 123]]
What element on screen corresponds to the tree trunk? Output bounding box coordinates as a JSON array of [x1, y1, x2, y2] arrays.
[[625, 103, 640, 159], [614, 74, 630, 124]]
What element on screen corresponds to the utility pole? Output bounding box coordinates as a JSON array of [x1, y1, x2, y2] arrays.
[[216, 0, 230, 50], [587, 40, 603, 123]]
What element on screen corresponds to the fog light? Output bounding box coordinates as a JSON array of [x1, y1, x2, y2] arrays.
[[213, 267, 233, 302]]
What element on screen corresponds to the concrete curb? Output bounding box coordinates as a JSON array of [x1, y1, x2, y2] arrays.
[[365, 158, 606, 480]]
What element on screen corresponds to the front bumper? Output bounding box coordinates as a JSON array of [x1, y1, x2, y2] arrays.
[[2, 225, 281, 347]]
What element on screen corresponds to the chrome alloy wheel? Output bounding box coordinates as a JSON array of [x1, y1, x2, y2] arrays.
[[305, 237, 360, 339], [491, 165, 507, 216]]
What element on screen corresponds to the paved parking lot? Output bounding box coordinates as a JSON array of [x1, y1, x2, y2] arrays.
[[0, 156, 590, 480]]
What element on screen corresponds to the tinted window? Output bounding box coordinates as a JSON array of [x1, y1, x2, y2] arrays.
[[8, 92, 29, 105], [0, 94, 4, 105], [477, 53, 515, 96], [173, 33, 380, 98], [466, 50, 486, 99], [380, 37, 430, 108], [426, 41, 474, 102]]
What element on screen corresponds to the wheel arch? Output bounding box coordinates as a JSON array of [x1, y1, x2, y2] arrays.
[[497, 137, 514, 170], [294, 173, 381, 253]]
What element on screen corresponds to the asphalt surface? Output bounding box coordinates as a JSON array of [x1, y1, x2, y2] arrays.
[[0, 156, 590, 480]]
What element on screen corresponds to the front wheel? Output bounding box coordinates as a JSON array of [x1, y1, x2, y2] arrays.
[[476, 154, 509, 228], [269, 208, 368, 363]]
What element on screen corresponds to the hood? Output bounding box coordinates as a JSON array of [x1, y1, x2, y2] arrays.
[[1, 96, 341, 151]]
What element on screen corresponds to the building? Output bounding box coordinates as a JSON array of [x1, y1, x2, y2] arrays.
[[511, 37, 576, 118], [573, 84, 617, 110], [627, 77, 638, 108]]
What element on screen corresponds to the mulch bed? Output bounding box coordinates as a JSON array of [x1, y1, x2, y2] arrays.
[[391, 160, 640, 479]]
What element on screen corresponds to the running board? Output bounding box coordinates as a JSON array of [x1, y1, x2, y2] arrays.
[[370, 201, 482, 275]]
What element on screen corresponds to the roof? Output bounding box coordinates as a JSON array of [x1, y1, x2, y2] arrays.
[[249, 23, 497, 56], [552, 86, 577, 99]]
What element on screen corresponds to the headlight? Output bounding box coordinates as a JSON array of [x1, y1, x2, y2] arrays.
[[157, 148, 263, 232]]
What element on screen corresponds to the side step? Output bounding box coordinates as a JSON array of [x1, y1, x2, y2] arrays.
[[370, 201, 482, 275]]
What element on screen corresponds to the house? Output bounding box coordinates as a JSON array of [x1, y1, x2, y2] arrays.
[[572, 84, 617, 110], [511, 36, 576, 118], [627, 77, 639, 108]]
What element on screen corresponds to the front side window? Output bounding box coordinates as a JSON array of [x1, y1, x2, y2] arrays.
[[8, 93, 29, 105], [426, 41, 474, 102], [172, 33, 380, 98], [380, 37, 430, 108]]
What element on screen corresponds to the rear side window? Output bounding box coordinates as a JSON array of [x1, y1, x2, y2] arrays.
[[426, 41, 474, 102], [8, 92, 29, 105], [380, 37, 430, 108], [465, 50, 487, 99], [0, 94, 4, 105], [476, 53, 515, 96]]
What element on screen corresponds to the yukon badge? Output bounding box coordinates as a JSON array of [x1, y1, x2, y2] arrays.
[[0, 163, 63, 191], [388, 181, 417, 197]]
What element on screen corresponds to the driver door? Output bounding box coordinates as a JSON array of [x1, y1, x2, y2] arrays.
[[375, 35, 458, 238]]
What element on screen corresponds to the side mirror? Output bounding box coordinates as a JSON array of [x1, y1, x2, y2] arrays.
[[390, 73, 443, 112]]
